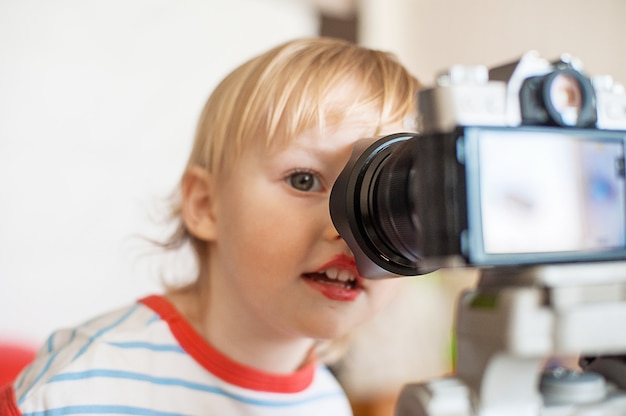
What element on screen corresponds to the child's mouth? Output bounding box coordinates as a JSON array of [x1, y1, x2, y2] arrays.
[[302, 267, 363, 301], [304, 268, 357, 288]]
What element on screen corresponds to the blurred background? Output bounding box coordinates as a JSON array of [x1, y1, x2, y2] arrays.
[[1, 0, 625, 414]]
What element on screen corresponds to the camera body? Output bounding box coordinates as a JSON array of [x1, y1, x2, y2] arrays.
[[330, 51, 626, 278]]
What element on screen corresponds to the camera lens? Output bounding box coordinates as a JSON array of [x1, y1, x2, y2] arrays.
[[330, 133, 422, 277], [372, 139, 421, 266]]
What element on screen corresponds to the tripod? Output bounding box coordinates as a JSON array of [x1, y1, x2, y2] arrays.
[[396, 262, 626, 415]]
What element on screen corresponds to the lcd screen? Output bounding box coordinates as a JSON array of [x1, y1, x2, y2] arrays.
[[476, 130, 626, 255]]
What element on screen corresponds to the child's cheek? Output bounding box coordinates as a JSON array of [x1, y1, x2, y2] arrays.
[[369, 278, 405, 309]]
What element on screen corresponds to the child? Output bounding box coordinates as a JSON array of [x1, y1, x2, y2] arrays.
[[1, 37, 421, 415]]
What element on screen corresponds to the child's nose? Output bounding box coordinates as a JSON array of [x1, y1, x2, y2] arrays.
[[323, 211, 341, 240], [324, 215, 355, 254]]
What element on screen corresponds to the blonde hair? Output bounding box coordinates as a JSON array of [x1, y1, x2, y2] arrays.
[[164, 37, 420, 287]]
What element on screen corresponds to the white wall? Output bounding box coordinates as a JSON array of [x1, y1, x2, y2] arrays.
[[0, 0, 318, 346], [360, 0, 626, 90]]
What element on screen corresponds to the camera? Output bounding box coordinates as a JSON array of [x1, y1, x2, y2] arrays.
[[331, 51, 626, 415], [330, 51, 626, 278]]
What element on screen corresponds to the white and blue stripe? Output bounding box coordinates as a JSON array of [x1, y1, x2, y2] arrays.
[[13, 300, 352, 416]]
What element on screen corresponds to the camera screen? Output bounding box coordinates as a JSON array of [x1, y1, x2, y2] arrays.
[[471, 128, 626, 256]]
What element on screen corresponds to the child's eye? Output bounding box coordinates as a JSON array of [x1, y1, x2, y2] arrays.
[[286, 170, 324, 192]]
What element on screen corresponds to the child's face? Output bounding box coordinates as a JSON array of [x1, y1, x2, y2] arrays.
[[209, 111, 404, 341]]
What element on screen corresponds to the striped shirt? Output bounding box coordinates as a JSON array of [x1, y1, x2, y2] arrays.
[[5, 295, 352, 415]]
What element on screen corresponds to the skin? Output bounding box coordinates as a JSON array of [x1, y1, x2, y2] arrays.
[[173, 108, 405, 375]]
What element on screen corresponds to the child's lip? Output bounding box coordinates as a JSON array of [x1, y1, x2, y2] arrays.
[[302, 254, 365, 302], [302, 277, 362, 302]]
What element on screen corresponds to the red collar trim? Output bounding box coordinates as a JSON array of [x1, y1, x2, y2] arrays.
[[0, 384, 21, 416], [139, 295, 316, 393]]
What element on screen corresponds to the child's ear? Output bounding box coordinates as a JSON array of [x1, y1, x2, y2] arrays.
[[181, 166, 218, 241]]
